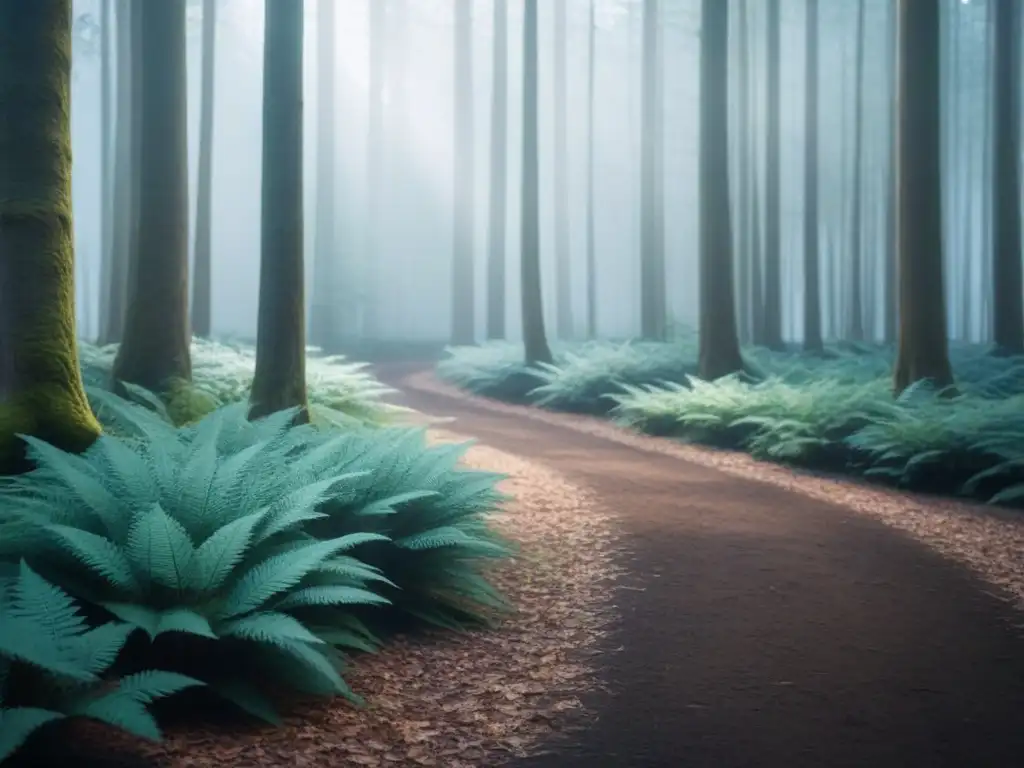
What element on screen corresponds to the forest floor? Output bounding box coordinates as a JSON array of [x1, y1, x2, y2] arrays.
[[374, 364, 1024, 768]]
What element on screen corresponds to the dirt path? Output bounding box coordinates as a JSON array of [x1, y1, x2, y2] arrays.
[[378, 366, 1024, 768]]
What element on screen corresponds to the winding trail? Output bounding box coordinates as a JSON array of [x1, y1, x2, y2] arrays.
[[378, 365, 1024, 768]]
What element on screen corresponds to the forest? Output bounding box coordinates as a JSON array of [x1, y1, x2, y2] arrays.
[[1, 0, 1024, 767]]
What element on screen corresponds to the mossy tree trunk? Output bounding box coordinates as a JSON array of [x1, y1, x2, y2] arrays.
[[802, 0, 822, 354], [0, 0, 102, 465], [697, 0, 743, 381], [249, 0, 308, 422], [992, 0, 1023, 354], [520, 0, 553, 366], [190, 0, 216, 339], [486, 0, 509, 341], [113, 0, 191, 394], [893, 0, 954, 394]]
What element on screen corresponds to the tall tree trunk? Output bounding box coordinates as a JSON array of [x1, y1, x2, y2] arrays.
[[553, 0, 572, 339], [883, 0, 897, 345], [486, 0, 509, 341], [364, 0, 385, 338], [750, 122, 765, 345], [98, 0, 112, 342], [521, 0, 553, 365], [992, 0, 1023, 353], [893, 0, 953, 394], [735, 0, 751, 344], [698, 0, 743, 380], [0, 0, 102, 466], [847, 0, 866, 342], [113, 0, 192, 393], [191, 0, 216, 338], [803, 0, 822, 353], [100, 0, 133, 344], [639, 0, 666, 340], [249, 0, 307, 420], [585, 0, 597, 340], [959, 146, 975, 340], [309, 0, 336, 350], [451, 0, 475, 344], [763, 0, 784, 348]]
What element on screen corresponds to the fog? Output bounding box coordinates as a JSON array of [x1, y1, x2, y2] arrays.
[[68, 0, 997, 346]]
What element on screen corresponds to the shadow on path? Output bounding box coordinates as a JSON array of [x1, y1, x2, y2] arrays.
[[377, 365, 1024, 768]]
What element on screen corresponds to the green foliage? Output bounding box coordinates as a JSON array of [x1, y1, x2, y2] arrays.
[[438, 339, 1024, 506], [79, 338, 405, 427], [0, 561, 202, 763]]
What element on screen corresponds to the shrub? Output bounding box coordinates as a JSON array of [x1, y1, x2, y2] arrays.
[[0, 561, 202, 763]]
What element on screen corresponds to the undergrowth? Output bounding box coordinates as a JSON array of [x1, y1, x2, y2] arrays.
[[438, 339, 1024, 506]]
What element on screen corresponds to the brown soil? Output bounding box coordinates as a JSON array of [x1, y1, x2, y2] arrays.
[[376, 365, 1024, 768]]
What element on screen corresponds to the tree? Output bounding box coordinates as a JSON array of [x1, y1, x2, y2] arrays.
[[486, 0, 509, 341], [364, 0, 385, 338], [803, 0, 822, 353], [451, 0, 475, 344], [640, 0, 666, 340], [191, 0, 217, 338], [309, 0, 337, 350], [585, 0, 598, 340], [98, 0, 112, 341], [0, 0, 102, 465], [112, 0, 192, 393], [992, 0, 1023, 353], [521, 0, 553, 365], [697, 0, 743, 381], [883, 0, 897, 345], [763, 0, 783, 349], [734, 0, 751, 344], [847, 0, 866, 342], [893, 0, 954, 394], [553, 0, 573, 339], [249, 0, 308, 420]]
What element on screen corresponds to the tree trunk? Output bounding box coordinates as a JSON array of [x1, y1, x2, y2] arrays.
[[98, 0, 112, 342], [486, 0, 509, 340], [893, 0, 953, 394], [112, 0, 192, 393], [0, 0, 102, 466], [735, 0, 751, 344], [363, 0, 385, 338], [639, 0, 666, 340], [309, 0, 336, 350], [750, 127, 765, 345], [249, 0, 307, 421], [992, 0, 1023, 353], [697, 0, 743, 381], [883, 0, 897, 345], [521, 0, 553, 365], [803, 0, 822, 353], [585, 0, 597, 340], [553, 0, 572, 339], [191, 0, 216, 338], [451, 0, 475, 344], [847, 0, 866, 342], [763, 0, 784, 348], [99, 0, 133, 344]]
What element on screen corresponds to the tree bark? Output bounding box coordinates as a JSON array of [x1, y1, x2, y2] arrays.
[[802, 0, 822, 353], [190, 0, 216, 338], [98, 0, 111, 342], [309, 0, 336, 350], [521, 0, 553, 365], [112, 0, 192, 393], [639, 0, 666, 340], [486, 0, 509, 341], [992, 0, 1023, 353], [893, 0, 954, 394], [0, 0, 102, 466], [451, 0, 475, 344], [735, 0, 751, 344], [553, 0, 573, 339], [697, 0, 743, 380], [762, 0, 784, 348], [883, 0, 897, 345], [585, 0, 597, 340], [847, 0, 866, 341], [249, 0, 307, 421]]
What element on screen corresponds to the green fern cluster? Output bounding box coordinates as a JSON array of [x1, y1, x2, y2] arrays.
[[79, 337, 403, 427], [0, 388, 510, 751], [0, 561, 202, 762], [439, 338, 1024, 506]]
